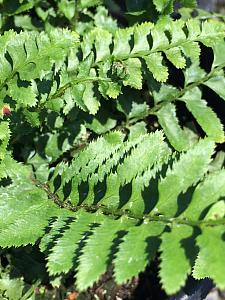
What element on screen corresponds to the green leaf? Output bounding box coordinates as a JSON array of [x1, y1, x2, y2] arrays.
[[168, 19, 186, 44], [123, 58, 142, 89], [181, 87, 224, 142], [40, 216, 71, 253], [165, 47, 186, 69], [94, 6, 118, 33], [114, 221, 164, 283], [156, 138, 215, 216], [23, 109, 40, 127], [80, 0, 102, 8], [182, 169, 225, 220], [193, 226, 225, 289], [180, 0, 197, 7], [0, 176, 59, 247], [212, 41, 225, 67], [113, 28, 133, 57], [204, 200, 225, 221], [76, 218, 130, 291], [184, 63, 206, 85], [145, 53, 168, 82], [117, 90, 149, 119], [160, 225, 194, 294], [198, 21, 225, 47], [153, 0, 173, 13], [0, 121, 10, 161], [203, 73, 225, 101], [47, 212, 97, 275], [8, 77, 37, 107], [0, 274, 24, 300], [69, 53, 94, 112], [152, 84, 180, 104], [117, 131, 170, 184], [132, 22, 153, 54], [10, 1, 35, 15], [83, 81, 100, 114], [151, 21, 169, 50], [156, 103, 195, 151], [182, 42, 201, 64], [95, 29, 112, 62], [58, 0, 76, 20]]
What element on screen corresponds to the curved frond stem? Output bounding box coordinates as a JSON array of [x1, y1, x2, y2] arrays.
[[50, 76, 112, 100], [132, 61, 225, 122], [32, 177, 225, 228]]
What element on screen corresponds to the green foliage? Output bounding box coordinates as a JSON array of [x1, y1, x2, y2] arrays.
[[125, 0, 197, 24], [0, 0, 225, 297], [0, 132, 225, 295], [0, 16, 224, 152]]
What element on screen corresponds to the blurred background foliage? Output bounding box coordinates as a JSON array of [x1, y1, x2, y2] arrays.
[[0, 0, 225, 34]]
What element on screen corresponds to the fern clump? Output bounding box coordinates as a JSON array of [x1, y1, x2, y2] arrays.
[[0, 0, 225, 298]]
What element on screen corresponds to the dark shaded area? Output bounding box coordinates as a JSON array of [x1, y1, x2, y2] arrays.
[[132, 262, 167, 300]]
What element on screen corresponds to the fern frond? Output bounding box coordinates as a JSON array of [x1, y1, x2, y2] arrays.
[[1, 131, 225, 294], [150, 36, 225, 150], [0, 29, 79, 110], [51, 17, 225, 117], [1, 17, 224, 137], [2, 1, 225, 297]]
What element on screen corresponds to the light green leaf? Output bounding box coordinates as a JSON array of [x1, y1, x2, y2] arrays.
[[181, 87, 224, 142], [8, 77, 37, 108], [156, 103, 194, 151], [95, 29, 112, 62], [83, 82, 100, 114], [168, 19, 186, 44], [165, 47, 186, 69], [76, 218, 131, 291], [160, 225, 194, 294], [132, 22, 153, 54], [151, 24, 169, 50], [117, 131, 170, 184], [156, 138, 215, 216], [114, 222, 164, 283], [145, 53, 168, 82], [153, 0, 171, 12], [212, 41, 225, 67], [193, 226, 225, 289], [199, 21, 225, 47], [113, 28, 133, 57], [204, 200, 225, 221], [182, 169, 225, 220], [203, 74, 225, 101], [58, 0, 76, 20], [123, 58, 142, 89], [153, 84, 180, 104], [0, 275, 24, 300], [47, 212, 97, 275]]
